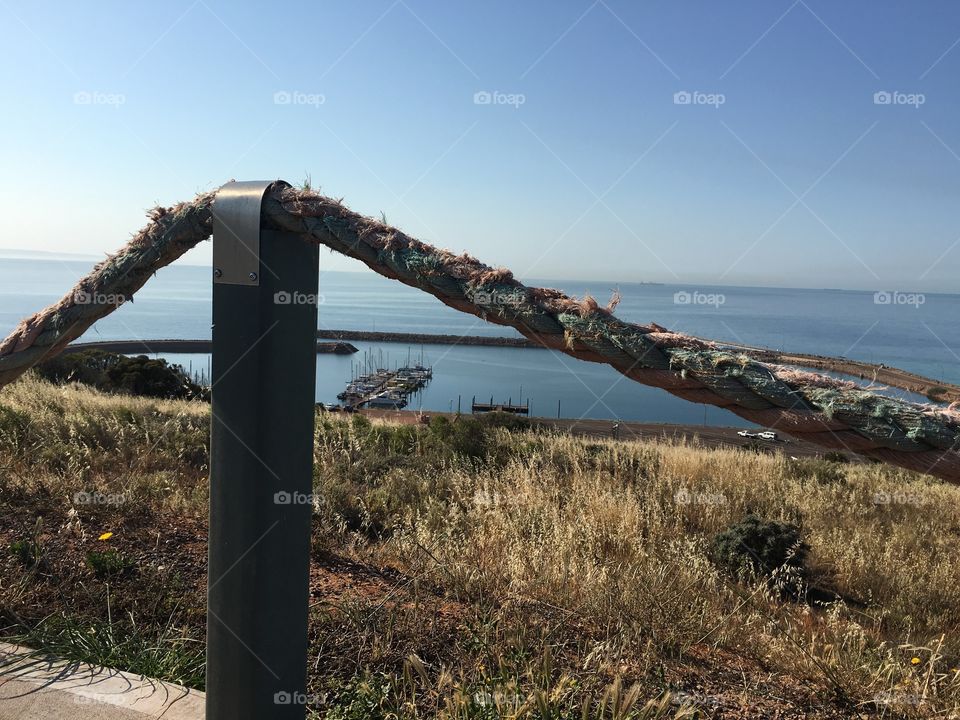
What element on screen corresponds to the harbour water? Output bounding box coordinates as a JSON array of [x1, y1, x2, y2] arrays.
[[2, 256, 957, 426]]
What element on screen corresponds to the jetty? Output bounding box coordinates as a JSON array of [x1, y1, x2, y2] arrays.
[[318, 328, 534, 348], [337, 365, 433, 410], [472, 396, 529, 415]]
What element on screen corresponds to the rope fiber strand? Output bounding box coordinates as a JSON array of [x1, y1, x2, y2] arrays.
[[1, 181, 957, 482]]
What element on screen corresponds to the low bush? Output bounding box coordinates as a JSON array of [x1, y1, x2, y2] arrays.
[[36, 350, 206, 401], [709, 514, 810, 586]]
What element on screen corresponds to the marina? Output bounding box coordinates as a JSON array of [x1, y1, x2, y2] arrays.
[[336, 363, 433, 410]]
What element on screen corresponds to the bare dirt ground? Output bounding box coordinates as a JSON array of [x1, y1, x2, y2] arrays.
[[0, 507, 865, 719], [357, 409, 839, 460]]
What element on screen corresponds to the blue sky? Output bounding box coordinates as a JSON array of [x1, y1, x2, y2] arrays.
[[1, 0, 958, 291]]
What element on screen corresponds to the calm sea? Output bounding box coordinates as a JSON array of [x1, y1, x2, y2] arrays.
[[2, 257, 957, 427]]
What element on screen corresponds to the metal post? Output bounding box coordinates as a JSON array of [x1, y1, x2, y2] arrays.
[[207, 181, 319, 719]]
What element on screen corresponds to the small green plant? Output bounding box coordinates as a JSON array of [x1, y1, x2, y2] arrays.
[[9, 517, 45, 569], [9, 539, 43, 568], [86, 549, 134, 577], [324, 673, 392, 719], [709, 514, 809, 583]]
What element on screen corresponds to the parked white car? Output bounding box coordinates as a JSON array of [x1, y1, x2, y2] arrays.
[[757, 430, 778, 441]]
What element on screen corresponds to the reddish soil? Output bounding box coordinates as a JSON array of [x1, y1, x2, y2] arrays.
[[0, 499, 878, 719]]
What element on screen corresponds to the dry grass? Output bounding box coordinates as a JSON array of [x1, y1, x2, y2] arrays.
[[0, 375, 209, 510], [2, 375, 960, 717]]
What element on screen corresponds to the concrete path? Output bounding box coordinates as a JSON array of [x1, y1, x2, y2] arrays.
[[0, 642, 204, 719]]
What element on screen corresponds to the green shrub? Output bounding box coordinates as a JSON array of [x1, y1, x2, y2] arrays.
[[36, 350, 206, 401], [709, 514, 809, 583], [351, 414, 372, 433], [444, 417, 489, 459], [474, 411, 529, 433], [427, 414, 451, 438], [35, 349, 117, 385]]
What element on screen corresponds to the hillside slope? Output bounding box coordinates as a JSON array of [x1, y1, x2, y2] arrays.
[[1, 376, 959, 718]]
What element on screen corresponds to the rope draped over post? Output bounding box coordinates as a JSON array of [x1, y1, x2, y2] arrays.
[[0, 180, 957, 481]]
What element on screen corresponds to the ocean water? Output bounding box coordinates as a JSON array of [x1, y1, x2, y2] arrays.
[[1, 257, 957, 426]]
